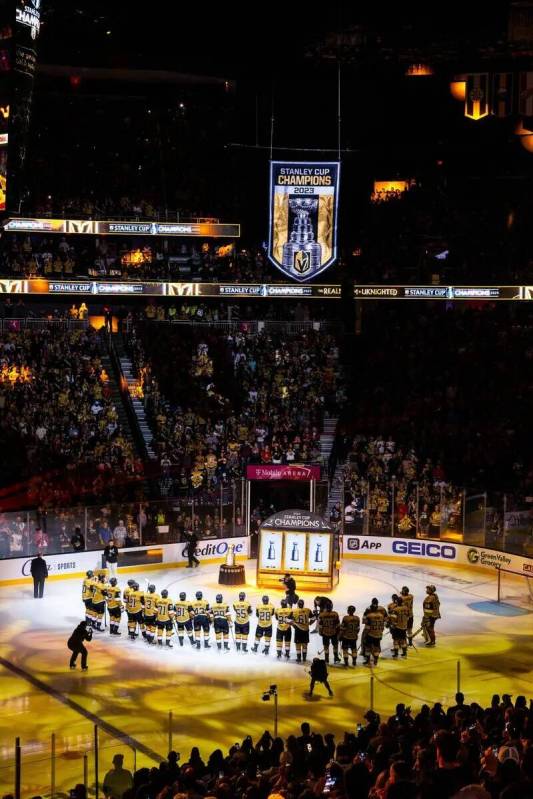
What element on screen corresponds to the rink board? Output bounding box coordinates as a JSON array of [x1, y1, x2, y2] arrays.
[[0, 535, 530, 586], [0, 538, 249, 585]]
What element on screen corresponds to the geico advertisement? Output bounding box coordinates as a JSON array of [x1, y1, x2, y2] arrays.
[[342, 535, 533, 575], [343, 536, 457, 560]]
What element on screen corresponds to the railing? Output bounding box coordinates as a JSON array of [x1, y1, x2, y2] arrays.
[[338, 472, 533, 557], [123, 318, 334, 334], [20, 209, 221, 223]]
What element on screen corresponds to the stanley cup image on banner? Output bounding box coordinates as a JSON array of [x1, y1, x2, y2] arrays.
[[268, 161, 340, 281]]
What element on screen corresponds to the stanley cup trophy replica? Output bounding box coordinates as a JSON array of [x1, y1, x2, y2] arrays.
[[282, 198, 322, 276]]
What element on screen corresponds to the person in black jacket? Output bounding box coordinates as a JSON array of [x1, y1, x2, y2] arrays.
[[71, 526, 85, 553], [281, 573, 298, 606], [68, 621, 93, 670], [308, 657, 333, 697], [30, 553, 48, 598], [183, 530, 199, 567]]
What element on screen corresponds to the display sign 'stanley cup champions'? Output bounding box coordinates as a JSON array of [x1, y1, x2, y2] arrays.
[[268, 161, 340, 281]]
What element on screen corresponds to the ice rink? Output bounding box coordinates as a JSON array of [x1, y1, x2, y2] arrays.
[[1, 556, 532, 796]]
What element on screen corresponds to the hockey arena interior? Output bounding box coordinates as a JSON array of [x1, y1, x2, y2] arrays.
[[2, 3, 533, 799]]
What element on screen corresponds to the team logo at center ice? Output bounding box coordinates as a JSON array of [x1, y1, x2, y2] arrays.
[[268, 161, 340, 282]]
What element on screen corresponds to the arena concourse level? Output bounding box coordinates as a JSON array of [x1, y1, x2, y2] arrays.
[[1, 535, 532, 795]]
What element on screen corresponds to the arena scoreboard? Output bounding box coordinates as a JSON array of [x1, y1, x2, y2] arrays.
[[257, 509, 340, 592]]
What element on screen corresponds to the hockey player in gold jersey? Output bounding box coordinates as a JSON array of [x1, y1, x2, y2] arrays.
[[126, 581, 144, 640], [191, 591, 211, 649], [275, 599, 292, 659], [252, 595, 275, 655], [106, 577, 123, 635], [156, 589, 175, 647], [233, 592, 252, 652], [400, 586, 414, 646], [339, 605, 360, 667], [362, 598, 388, 666], [290, 599, 314, 662], [318, 599, 341, 664], [142, 584, 160, 645], [174, 592, 194, 647], [211, 594, 232, 651], [82, 571, 96, 627], [422, 585, 441, 646], [388, 595, 409, 658], [91, 573, 108, 631]]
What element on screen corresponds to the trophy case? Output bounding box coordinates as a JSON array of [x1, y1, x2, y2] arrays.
[[256, 509, 339, 592]]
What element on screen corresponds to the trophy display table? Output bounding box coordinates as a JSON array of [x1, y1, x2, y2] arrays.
[[218, 564, 246, 586], [218, 545, 246, 585]]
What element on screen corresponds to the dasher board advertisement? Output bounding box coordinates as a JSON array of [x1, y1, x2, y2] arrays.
[[259, 531, 283, 570], [268, 161, 340, 282], [308, 532, 330, 573], [283, 532, 307, 571]]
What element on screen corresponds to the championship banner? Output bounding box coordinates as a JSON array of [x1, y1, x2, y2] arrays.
[[465, 73, 489, 120], [268, 161, 340, 282]]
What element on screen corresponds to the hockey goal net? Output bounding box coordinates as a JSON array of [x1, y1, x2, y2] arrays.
[[496, 565, 533, 608]]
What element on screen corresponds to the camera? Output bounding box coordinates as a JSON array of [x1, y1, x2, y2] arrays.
[[262, 693, 270, 701], [270, 684, 277, 691]]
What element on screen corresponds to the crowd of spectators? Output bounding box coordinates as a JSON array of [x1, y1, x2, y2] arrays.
[[353, 180, 533, 285], [0, 236, 346, 284], [0, 326, 141, 509], [53, 693, 533, 799], [5, 174, 533, 286], [129, 324, 345, 493], [333, 303, 533, 547]]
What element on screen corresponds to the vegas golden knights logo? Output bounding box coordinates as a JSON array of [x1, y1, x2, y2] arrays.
[[65, 220, 97, 235], [294, 251, 311, 274]]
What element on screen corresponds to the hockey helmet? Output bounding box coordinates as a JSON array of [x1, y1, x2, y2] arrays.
[[280, 599, 288, 608], [401, 586, 410, 595], [391, 594, 399, 604], [127, 579, 135, 587], [99, 573, 106, 582], [216, 594, 223, 604], [110, 578, 117, 586], [262, 595, 269, 604], [179, 592, 186, 601], [426, 585, 436, 594], [239, 591, 246, 601], [325, 599, 333, 611], [86, 570, 94, 578], [132, 581, 139, 590], [195, 590, 203, 600], [348, 605, 355, 614], [371, 597, 379, 607], [148, 584, 156, 593], [161, 589, 168, 598], [297, 599, 304, 608]]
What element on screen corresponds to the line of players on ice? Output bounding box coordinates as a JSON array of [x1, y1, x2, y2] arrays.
[[81, 570, 441, 666]]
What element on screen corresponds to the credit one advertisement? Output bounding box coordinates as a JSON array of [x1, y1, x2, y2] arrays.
[[268, 161, 340, 282], [3, 218, 240, 238]]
